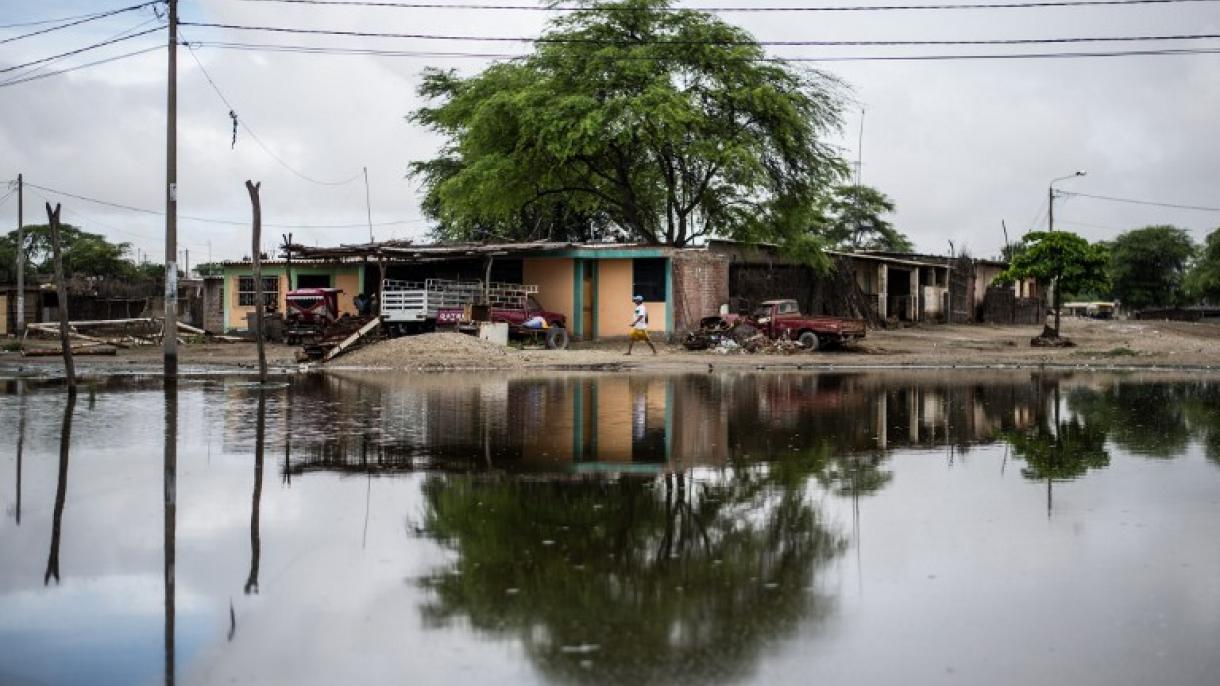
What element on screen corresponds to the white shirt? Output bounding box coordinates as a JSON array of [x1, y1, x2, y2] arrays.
[[633, 303, 648, 330]]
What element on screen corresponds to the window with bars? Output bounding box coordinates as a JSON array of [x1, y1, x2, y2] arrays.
[[632, 259, 666, 302], [237, 276, 279, 307]]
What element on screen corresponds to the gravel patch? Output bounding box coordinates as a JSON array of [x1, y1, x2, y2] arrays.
[[333, 332, 524, 370]]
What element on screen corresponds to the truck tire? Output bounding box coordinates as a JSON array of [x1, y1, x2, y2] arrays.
[[545, 327, 570, 350], [798, 331, 820, 351]]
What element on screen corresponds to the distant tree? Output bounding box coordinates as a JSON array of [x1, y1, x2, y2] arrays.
[[1185, 227, 1220, 304], [409, 0, 848, 266], [995, 231, 1109, 337], [0, 224, 138, 281], [193, 261, 224, 277], [819, 184, 913, 252], [1109, 225, 1195, 310]]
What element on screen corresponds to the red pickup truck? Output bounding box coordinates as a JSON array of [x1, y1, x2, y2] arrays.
[[706, 299, 866, 351]]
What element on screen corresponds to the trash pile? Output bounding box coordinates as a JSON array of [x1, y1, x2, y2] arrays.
[[685, 320, 806, 355]]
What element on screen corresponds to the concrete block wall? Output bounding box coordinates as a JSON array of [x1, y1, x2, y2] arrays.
[[672, 252, 730, 333]]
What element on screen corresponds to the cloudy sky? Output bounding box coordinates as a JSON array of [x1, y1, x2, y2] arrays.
[[2, 0, 1218, 266]]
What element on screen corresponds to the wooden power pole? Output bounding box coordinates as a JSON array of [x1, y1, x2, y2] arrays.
[[46, 203, 76, 391], [246, 181, 267, 384], [164, 0, 179, 380]]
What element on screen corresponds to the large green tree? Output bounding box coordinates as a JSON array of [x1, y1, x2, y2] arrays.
[[410, 0, 847, 264], [1185, 227, 1220, 304], [995, 230, 1109, 337], [1109, 225, 1196, 310], [0, 224, 139, 282], [818, 184, 913, 252]]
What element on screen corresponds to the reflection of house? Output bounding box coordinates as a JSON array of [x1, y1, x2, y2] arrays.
[[277, 371, 1050, 477]]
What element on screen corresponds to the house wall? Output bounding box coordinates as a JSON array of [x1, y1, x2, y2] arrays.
[[671, 252, 729, 332], [202, 278, 224, 333], [522, 257, 576, 330], [596, 259, 667, 338], [223, 264, 363, 332]]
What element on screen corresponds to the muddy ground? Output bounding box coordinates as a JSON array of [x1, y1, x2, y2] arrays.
[[5, 317, 1220, 376]]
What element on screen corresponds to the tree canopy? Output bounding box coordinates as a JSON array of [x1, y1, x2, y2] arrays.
[[0, 224, 141, 282], [1109, 225, 1196, 310], [995, 230, 1109, 334], [1185, 227, 1220, 304], [410, 0, 847, 264], [818, 184, 913, 252]]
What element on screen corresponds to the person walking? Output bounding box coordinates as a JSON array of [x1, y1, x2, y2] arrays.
[[626, 295, 657, 355]]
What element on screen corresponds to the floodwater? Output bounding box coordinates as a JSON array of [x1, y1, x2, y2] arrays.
[[1, 370, 1218, 686]]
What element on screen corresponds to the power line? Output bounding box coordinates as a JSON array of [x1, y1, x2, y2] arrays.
[[182, 39, 365, 186], [1, 13, 167, 87], [0, 4, 162, 30], [0, 45, 164, 89], [25, 181, 429, 229], [1059, 191, 1220, 212], [190, 39, 1220, 61], [0, 2, 161, 46], [179, 21, 1220, 46], [235, 0, 1220, 12], [0, 27, 163, 75]]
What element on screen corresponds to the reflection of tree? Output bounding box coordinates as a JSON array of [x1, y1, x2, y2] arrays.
[[245, 391, 266, 595], [1068, 384, 1190, 459], [419, 468, 846, 685], [44, 391, 76, 585], [1180, 384, 1220, 466], [1006, 414, 1109, 515]]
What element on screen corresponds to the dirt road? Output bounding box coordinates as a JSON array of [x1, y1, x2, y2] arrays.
[[5, 318, 1220, 377]]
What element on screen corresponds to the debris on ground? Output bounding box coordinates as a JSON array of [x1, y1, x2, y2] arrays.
[[1030, 326, 1077, 348], [334, 332, 524, 370]]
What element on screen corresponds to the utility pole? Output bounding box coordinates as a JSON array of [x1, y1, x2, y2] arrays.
[[282, 232, 293, 290], [1047, 185, 1055, 233], [15, 174, 24, 335], [185, 249, 189, 277], [363, 167, 374, 243], [47, 203, 76, 391], [164, 0, 179, 380], [246, 181, 267, 384]]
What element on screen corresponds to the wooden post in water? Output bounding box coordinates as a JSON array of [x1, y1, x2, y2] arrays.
[[245, 181, 267, 383], [46, 203, 75, 390]]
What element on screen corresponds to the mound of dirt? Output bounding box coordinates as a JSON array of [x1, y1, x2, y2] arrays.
[[334, 332, 523, 370]]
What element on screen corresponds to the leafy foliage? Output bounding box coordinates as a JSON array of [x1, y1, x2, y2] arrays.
[[818, 184, 913, 252], [0, 224, 140, 282], [1185, 227, 1220, 304], [1108, 225, 1196, 310], [994, 231, 1109, 334], [410, 0, 847, 264]]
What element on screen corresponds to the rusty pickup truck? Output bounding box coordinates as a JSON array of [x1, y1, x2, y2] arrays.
[[689, 299, 866, 351]]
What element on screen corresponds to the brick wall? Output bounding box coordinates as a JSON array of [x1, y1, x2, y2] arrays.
[[671, 252, 729, 332], [203, 277, 224, 334]]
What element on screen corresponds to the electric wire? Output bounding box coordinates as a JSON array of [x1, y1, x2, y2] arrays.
[[25, 182, 428, 229], [179, 21, 1220, 46], [1059, 191, 1220, 212], [189, 40, 1220, 61], [234, 0, 1220, 11], [0, 45, 165, 89], [0, 2, 161, 46], [0, 13, 167, 87], [0, 27, 163, 74], [0, 4, 162, 30], [183, 38, 365, 186]]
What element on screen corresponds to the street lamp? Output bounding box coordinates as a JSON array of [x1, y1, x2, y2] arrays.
[[1048, 170, 1086, 233]]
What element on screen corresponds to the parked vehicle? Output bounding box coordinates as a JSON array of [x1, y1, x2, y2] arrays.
[[380, 278, 568, 347], [284, 287, 342, 344], [685, 299, 866, 351]]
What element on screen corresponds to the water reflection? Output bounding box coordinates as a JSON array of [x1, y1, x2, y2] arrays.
[[3, 371, 1220, 686], [44, 391, 76, 585], [244, 391, 265, 596], [164, 384, 177, 686], [271, 372, 1053, 478], [13, 382, 25, 525], [419, 470, 846, 684]]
